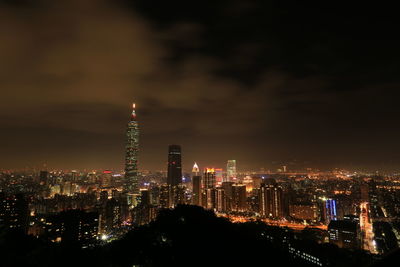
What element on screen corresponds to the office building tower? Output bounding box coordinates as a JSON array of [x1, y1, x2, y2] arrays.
[[203, 168, 216, 189], [204, 188, 215, 210], [140, 189, 151, 206], [227, 160, 237, 182], [167, 145, 182, 186], [325, 198, 338, 224], [192, 163, 202, 206], [125, 103, 140, 194], [222, 181, 234, 211], [259, 181, 284, 218], [192, 176, 202, 206], [232, 184, 247, 212], [215, 187, 226, 212]]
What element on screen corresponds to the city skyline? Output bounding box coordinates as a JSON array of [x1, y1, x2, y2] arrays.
[[2, 1, 400, 266]]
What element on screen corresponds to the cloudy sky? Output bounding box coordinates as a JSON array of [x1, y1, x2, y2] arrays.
[[1, 0, 399, 171]]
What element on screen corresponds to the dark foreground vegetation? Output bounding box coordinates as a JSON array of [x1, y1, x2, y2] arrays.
[[0, 205, 395, 267]]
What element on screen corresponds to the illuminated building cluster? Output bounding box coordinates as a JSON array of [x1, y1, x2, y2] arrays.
[[0, 103, 399, 261]]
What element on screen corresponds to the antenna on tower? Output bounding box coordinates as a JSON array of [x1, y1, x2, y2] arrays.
[[131, 103, 137, 119]]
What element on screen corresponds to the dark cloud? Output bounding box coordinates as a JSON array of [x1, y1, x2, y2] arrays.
[[127, 0, 400, 84], [0, 0, 400, 170]]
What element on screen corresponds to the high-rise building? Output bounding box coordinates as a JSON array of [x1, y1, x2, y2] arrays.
[[222, 181, 235, 211], [227, 160, 237, 182], [167, 145, 182, 187], [259, 181, 284, 218], [231, 184, 247, 212], [325, 198, 338, 224], [192, 163, 202, 206], [203, 168, 216, 189], [125, 103, 139, 194], [203, 188, 215, 210], [215, 188, 226, 212], [140, 189, 151, 206]]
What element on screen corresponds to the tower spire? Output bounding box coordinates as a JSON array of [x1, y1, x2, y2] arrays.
[[131, 103, 137, 120], [192, 162, 199, 175]]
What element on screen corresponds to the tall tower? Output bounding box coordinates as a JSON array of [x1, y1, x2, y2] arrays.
[[192, 162, 202, 206], [125, 103, 139, 194], [226, 160, 237, 182], [167, 145, 182, 186]]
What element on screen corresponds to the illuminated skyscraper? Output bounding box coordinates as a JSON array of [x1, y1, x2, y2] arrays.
[[125, 103, 139, 194], [201, 168, 216, 209], [259, 180, 283, 218], [325, 198, 338, 224], [227, 160, 237, 182], [167, 145, 182, 186], [203, 168, 216, 189], [192, 163, 202, 206]]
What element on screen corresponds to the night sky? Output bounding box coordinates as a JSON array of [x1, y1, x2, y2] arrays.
[[1, 0, 399, 171]]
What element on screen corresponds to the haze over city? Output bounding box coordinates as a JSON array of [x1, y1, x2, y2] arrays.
[[1, 0, 399, 171]]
